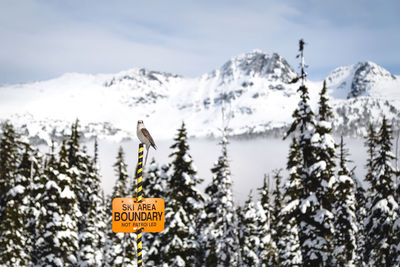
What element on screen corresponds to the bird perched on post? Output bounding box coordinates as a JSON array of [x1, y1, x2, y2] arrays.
[[137, 120, 157, 166]]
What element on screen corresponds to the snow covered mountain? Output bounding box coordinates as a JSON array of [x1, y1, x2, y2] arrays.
[[326, 61, 400, 136], [326, 61, 398, 99], [0, 50, 399, 143]]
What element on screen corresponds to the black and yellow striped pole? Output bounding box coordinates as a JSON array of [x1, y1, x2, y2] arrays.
[[136, 143, 144, 267]]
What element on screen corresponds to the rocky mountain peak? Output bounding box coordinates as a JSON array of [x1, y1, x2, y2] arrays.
[[209, 50, 297, 83], [104, 68, 180, 88], [327, 61, 396, 99]]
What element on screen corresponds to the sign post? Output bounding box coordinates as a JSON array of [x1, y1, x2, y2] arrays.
[[137, 143, 144, 267], [112, 143, 164, 267]]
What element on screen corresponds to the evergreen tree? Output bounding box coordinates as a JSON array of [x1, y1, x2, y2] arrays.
[[93, 136, 99, 165], [364, 117, 398, 266], [309, 79, 336, 265], [111, 147, 131, 200], [256, 175, 277, 266], [160, 122, 204, 266], [68, 119, 80, 169], [0, 176, 31, 266], [277, 138, 302, 266], [58, 140, 81, 265], [0, 124, 32, 266], [354, 177, 367, 265], [240, 192, 259, 266], [284, 39, 316, 181], [358, 123, 377, 265], [365, 124, 377, 187], [18, 142, 44, 265], [202, 136, 240, 267], [317, 81, 333, 121], [285, 41, 335, 265], [271, 169, 283, 265], [314, 80, 337, 210], [105, 147, 136, 267], [92, 140, 108, 266], [272, 169, 283, 227], [36, 140, 81, 266], [36, 142, 63, 265], [0, 122, 19, 218], [390, 182, 400, 265], [235, 205, 244, 266], [332, 136, 358, 265], [77, 145, 106, 266], [143, 159, 169, 266], [61, 121, 106, 266]]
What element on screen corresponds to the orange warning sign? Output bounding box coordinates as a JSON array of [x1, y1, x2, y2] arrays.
[[112, 198, 165, 233]]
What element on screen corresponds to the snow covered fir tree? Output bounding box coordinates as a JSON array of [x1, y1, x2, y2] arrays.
[[142, 159, 169, 265], [364, 117, 399, 266], [0, 39, 400, 266], [332, 137, 358, 266], [105, 146, 136, 267], [277, 139, 302, 266], [0, 122, 32, 265], [159, 122, 205, 266], [284, 40, 335, 266], [202, 135, 240, 266]]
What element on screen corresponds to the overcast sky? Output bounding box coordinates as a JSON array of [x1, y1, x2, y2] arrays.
[[1, 0, 399, 84]]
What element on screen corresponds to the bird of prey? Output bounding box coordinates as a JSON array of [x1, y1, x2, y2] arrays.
[[137, 120, 157, 166]]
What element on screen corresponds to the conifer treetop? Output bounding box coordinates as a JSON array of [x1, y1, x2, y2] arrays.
[[111, 146, 130, 198], [318, 80, 333, 122], [338, 136, 352, 177], [285, 39, 314, 141]]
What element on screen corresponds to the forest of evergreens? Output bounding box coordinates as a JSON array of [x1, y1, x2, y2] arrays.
[[1, 42, 399, 266]]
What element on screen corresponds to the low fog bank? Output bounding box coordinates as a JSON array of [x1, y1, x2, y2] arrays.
[[87, 136, 369, 205]]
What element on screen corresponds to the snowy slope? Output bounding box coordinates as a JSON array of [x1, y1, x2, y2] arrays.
[[326, 61, 400, 136], [0, 50, 399, 143], [326, 61, 399, 99]]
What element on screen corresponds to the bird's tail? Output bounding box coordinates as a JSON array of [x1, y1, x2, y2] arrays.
[[144, 149, 149, 166]]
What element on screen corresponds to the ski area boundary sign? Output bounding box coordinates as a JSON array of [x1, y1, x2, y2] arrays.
[[112, 198, 165, 233]]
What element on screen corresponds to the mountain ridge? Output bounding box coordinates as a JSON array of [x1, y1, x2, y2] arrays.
[[326, 61, 398, 99], [0, 50, 399, 143]]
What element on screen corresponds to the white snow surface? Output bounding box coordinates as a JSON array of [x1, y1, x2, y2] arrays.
[[281, 199, 299, 215], [1, 50, 399, 143], [326, 61, 399, 99], [300, 193, 319, 214], [45, 180, 60, 191], [338, 175, 353, 184], [8, 184, 25, 196], [60, 186, 75, 199]]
